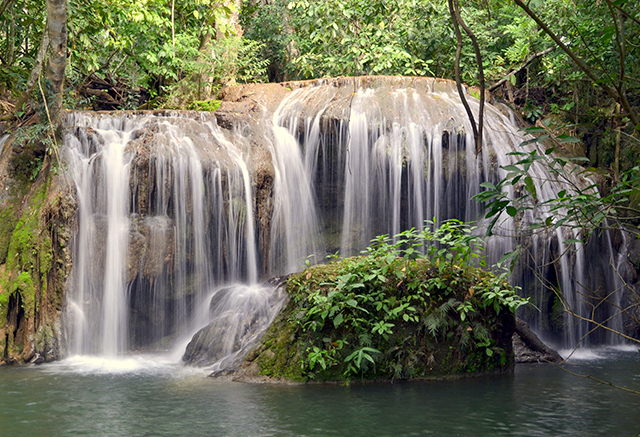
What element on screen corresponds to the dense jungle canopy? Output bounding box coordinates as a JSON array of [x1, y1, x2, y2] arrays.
[[0, 0, 639, 197]]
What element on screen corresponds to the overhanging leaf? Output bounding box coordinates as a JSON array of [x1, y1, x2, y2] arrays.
[[524, 176, 537, 201]]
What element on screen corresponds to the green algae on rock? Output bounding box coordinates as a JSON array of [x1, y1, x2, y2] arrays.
[[0, 130, 76, 364], [230, 223, 527, 383]]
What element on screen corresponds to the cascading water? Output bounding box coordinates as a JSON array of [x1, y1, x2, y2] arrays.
[[269, 80, 489, 258], [264, 77, 626, 349], [182, 282, 286, 369], [61, 77, 628, 364], [65, 117, 134, 356], [63, 112, 267, 358]]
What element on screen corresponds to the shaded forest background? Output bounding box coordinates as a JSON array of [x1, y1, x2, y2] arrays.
[[0, 0, 638, 186]]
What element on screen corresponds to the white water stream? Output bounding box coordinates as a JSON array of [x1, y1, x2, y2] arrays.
[[64, 113, 266, 358], [61, 78, 628, 364]]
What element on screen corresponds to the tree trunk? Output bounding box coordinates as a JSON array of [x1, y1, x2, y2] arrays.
[[193, 0, 242, 100], [215, 0, 242, 42], [12, 31, 50, 116], [197, 30, 214, 100], [45, 0, 67, 131], [6, 7, 15, 65]]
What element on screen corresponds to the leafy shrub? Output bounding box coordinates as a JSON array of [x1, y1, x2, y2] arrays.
[[285, 219, 527, 381], [473, 123, 640, 239]]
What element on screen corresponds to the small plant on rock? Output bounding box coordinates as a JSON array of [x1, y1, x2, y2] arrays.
[[287, 219, 528, 381]]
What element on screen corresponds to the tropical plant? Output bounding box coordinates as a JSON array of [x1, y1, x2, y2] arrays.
[[289, 220, 527, 380], [473, 122, 640, 357], [474, 122, 640, 240]]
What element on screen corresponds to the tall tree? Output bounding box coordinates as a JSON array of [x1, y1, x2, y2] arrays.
[[45, 0, 67, 131], [512, 0, 639, 135]]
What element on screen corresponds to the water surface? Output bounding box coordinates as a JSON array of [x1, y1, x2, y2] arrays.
[[1, 347, 639, 436]]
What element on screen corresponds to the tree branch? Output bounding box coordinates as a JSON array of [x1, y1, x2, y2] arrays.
[[489, 47, 555, 92], [0, 0, 15, 19], [512, 0, 639, 133], [605, 0, 626, 95], [454, 0, 485, 155], [448, 0, 484, 155], [612, 2, 640, 27], [549, 362, 640, 396]]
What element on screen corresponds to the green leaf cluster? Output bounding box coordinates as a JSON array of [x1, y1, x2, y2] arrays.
[[474, 121, 640, 240], [0, 0, 269, 109], [241, 0, 558, 83], [280, 220, 527, 382]]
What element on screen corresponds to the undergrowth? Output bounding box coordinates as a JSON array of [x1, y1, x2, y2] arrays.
[[283, 219, 528, 382]]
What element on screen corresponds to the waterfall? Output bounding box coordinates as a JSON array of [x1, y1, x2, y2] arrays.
[[268, 96, 324, 273], [264, 77, 625, 349], [99, 126, 132, 356], [61, 77, 626, 360], [63, 112, 262, 356]]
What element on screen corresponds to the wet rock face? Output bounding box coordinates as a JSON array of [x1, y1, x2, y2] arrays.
[[0, 135, 77, 364], [621, 235, 640, 337], [60, 110, 281, 352], [182, 314, 248, 368], [618, 238, 639, 339], [182, 283, 287, 369], [628, 238, 640, 273], [119, 113, 278, 286], [513, 318, 563, 364], [251, 143, 275, 274]]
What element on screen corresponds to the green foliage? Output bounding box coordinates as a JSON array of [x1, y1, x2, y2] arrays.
[[8, 123, 57, 184], [163, 36, 269, 106], [66, 0, 212, 91], [243, 0, 440, 79], [188, 100, 222, 112], [287, 0, 434, 78], [0, 182, 52, 333], [0, 205, 18, 265], [474, 122, 640, 239], [0, 0, 47, 94], [0, 0, 269, 109], [281, 220, 526, 381], [240, 0, 292, 81], [240, 0, 556, 83], [234, 39, 271, 84]]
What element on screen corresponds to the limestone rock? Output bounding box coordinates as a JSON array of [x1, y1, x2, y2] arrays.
[[513, 318, 563, 364], [182, 281, 287, 368]]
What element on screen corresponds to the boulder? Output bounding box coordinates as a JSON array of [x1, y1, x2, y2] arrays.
[[513, 318, 563, 364], [183, 280, 287, 368]]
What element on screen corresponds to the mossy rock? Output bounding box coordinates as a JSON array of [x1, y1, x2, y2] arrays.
[[238, 256, 518, 383], [0, 149, 76, 364]]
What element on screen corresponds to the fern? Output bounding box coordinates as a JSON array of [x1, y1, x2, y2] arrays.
[[422, 298, 458, 338]]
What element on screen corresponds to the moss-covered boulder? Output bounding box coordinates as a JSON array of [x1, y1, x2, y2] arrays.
[[221, 224, 526, 383], [0, 130, 76, 364]]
